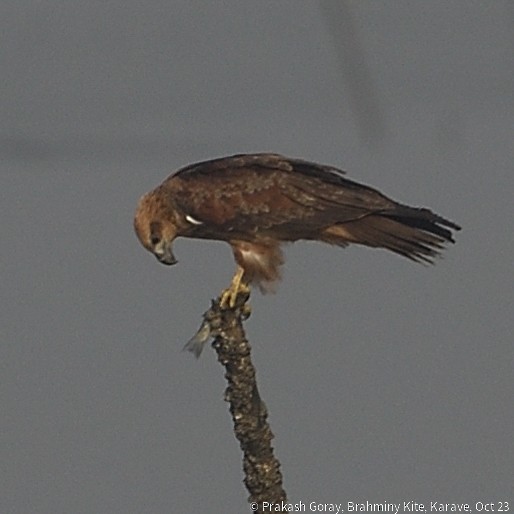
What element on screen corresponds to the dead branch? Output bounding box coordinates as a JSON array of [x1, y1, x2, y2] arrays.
[[185, 292, 287, 512]]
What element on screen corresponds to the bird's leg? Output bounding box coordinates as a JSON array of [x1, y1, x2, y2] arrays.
[[220, 265, 251, 309]]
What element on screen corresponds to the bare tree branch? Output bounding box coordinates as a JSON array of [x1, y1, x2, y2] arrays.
[[185, 293, 287, 512]]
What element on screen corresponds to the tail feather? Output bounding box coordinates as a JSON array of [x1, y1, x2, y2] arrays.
[[384, 206, 460, 242], [325, 209, 460, 263]]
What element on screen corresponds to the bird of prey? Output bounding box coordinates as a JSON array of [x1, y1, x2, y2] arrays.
[[134, 153, 460, 307]]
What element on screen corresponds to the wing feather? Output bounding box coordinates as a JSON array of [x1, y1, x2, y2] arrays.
[[162, 153, 460, 252]]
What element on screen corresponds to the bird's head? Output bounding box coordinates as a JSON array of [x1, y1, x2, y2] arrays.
[[134, 190, 179, 266]]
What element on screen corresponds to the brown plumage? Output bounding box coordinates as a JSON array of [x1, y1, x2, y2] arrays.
[[134, 153, 460, 303]]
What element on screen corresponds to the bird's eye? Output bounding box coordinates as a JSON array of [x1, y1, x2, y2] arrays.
[[149, 221, 163, 247]]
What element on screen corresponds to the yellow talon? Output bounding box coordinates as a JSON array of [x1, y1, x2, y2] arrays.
[[220, 266, 250, 309]]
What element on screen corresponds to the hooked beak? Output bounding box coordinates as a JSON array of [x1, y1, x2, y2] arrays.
[[154, 240, 178, 266]]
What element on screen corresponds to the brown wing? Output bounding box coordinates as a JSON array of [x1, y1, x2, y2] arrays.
[[163, 153, 460, 260], [164, 153, 387, 231], [168, 154, 309, 232]]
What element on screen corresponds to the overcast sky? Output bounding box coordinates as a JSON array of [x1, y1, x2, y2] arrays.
[[1, 2, 513, 513]]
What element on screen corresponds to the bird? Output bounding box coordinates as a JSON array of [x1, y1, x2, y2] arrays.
[[134, 153, 460, 308]]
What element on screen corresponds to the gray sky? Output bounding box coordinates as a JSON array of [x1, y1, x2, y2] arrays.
[[1, 2, 513, 513]]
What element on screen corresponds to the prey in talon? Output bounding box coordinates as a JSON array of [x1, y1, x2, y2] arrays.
[[183, 319, 212, 358]]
